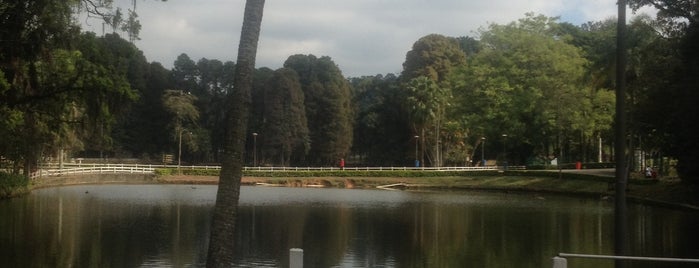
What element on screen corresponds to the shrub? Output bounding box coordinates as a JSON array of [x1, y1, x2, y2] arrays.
[[0, 172, 29, 199]]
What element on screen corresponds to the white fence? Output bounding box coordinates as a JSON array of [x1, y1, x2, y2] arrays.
[[31, 164, 156, 178], [31, 163, 509, 179], [241, 166, 502, 171]]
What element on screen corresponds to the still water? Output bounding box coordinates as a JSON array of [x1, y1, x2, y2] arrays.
[[1, 185, 698, 268]]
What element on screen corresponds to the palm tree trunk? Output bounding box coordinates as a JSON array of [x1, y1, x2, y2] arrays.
[[206, 1, 265, 267]]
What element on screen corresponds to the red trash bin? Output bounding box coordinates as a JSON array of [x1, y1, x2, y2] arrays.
[[575, 161, 582, 170]]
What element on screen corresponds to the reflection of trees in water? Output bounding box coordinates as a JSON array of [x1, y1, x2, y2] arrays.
[[232, 201, 618, 268], [234, 205, 352, 267], [1, 194, 214, 267], [3, 188, 695, 268]]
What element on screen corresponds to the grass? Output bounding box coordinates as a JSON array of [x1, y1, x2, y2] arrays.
[[155, 167, 699, 209]]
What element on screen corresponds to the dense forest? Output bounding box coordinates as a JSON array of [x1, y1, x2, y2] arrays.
[[2, 1, 698, 183]]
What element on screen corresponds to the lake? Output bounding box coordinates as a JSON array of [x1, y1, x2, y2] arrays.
[[1, 184, 698, 267]]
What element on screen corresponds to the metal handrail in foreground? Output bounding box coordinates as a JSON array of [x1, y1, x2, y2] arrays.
[[553, 253, 699, 268]]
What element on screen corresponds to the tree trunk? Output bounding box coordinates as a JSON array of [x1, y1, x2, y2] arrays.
[[206, 1, 265, 267]]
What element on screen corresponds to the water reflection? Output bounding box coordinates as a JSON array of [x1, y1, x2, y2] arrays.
[[0, 185, 697, 267]]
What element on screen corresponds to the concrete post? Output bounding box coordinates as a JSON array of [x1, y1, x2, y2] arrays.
[[553, 256, 567, 268], [290, 248, 303, 268]]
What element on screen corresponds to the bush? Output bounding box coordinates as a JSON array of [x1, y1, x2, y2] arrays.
[[0, 172, 29, 199]]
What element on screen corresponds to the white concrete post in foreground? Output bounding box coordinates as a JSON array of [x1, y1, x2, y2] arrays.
[[290, 248, 303, 268], [552, 256, 567, 268]]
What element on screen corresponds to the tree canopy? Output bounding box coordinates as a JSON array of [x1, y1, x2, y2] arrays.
[[3, 2, 699, 184]]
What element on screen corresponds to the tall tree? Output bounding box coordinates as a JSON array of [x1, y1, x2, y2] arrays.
[[284, 54, 354, 165], [449, 14, 610, 165], [350, 74, 411, 166], [1, 0, 81, 175], [401, 34, 465, 166], [627, 0, 699, 181], [116, 61, 172, 160], [0, 0, 155, 175], [260, 68, 309, 166], [206, 0, 265, 267], [404, 76, 450, 167], [172, 53, 199, 93], [402, 34, 467, 82], [162, 89, 199, 162], [246, 67, 274, 164]]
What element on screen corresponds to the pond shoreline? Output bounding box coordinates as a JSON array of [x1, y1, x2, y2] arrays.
[[157, 174, 699, 211], [19, 173, 699, 211]]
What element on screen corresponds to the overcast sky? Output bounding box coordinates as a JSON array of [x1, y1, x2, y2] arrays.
[[80, 0, 656, 77]]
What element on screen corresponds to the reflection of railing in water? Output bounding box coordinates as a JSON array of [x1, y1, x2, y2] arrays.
[[552, 253, 699, 267], [31, 163, 517, 179]]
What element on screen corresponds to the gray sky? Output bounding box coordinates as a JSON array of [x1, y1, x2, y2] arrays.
[[81, 0, 655, 77]]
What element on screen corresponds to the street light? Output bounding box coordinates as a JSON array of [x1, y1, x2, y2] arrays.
[[502, 134, 508, 170], [481, 137, 486, 167], [414, 135, 419, 167], [178, 128, 189, 171], [252, 132, 258, 167], [178, 128, 182, 168]]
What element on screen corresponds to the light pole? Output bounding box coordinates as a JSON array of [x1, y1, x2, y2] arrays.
[[178, 128, 184, 173], [252, 132, 258, 167], [178, 128, 191, 172], [414, 135, 419, 167], [502, 134, 508, 170], [481, 137, 486, 166]]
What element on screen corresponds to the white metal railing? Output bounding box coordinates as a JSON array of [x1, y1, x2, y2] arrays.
[[39, 163, 506, 171], [553, 253, 699, 267], [240, 166, 501, 171], [31, 163, 512, 179], [31, 165, 156, 178]]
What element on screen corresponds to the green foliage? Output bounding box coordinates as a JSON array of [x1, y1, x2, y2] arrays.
[[0, 172, 29, 199], [172, 54, 200, 92], [350, 74, 412, 166], [260, 68, 309, 166], [283, 54, 353, 165], [400, 34, 465, 167], [167, 54, 238, 163], [2, 3, 695, 185], [402, 34, 467, 82], [449, 13, 609, 165], [628, 0, 697, 37], [162, 89, 199, 129]]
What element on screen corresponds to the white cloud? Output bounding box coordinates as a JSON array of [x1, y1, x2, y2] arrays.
[[81, 0, 655, 77]]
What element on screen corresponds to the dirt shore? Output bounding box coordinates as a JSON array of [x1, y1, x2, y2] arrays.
[[156, 175, 699, 209], [25, 173, 699, 210]]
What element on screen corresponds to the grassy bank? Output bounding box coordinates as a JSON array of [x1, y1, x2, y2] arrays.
[[156, 168, 699, 209], [0, 172, 30, 199]]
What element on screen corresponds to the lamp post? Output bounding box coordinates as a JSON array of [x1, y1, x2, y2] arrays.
[[252, 132, 258, 167], [178, 127, 185, 174], [178, 128, 183, 168], [502, 134, 508, 170], [178, 128, 192, 172], [414, 135, 419, 167], [481, 137, 486, 167]]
